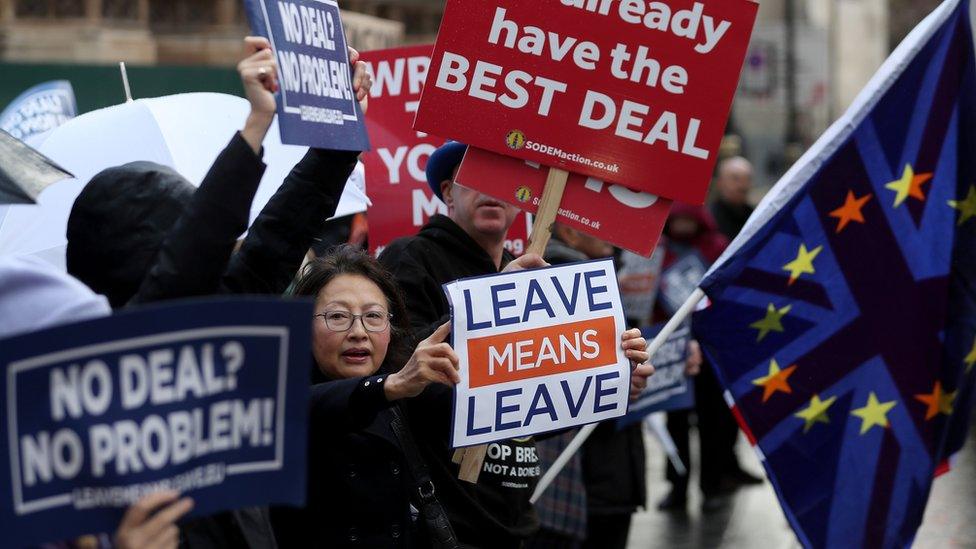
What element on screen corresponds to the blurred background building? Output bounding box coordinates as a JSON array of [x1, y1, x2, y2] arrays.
[[0, 0, 947, 189]]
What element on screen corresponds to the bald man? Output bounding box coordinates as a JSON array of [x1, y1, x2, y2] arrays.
[[710, 156, 755, 239]]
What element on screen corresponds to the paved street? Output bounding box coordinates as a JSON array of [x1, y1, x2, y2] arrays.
[[627, 412, 976, 548]]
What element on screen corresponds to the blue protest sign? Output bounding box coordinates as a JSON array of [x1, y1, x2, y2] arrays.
[[0, 81, 77, 142], [244, 0, 370, 151], [658, 252, 708, 316], [617, 323, 694, 427], [0, 298, 313, 548]]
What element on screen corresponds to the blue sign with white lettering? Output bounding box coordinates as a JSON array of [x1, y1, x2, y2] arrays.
[[617, 323, 694, 427], [658, 252, 708, 316], [244, 0, 370, 151], [0, 298, 313, 548], [0, 80, 77, 142]]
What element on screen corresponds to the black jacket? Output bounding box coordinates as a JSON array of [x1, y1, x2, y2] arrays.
[[67, 132, 358, 307], [271, 376, 418, 548], [710, 199, 754, 240], [379, 215, 543, 548]]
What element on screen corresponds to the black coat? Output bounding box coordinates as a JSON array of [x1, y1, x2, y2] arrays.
[[271, 376, 419, 548]]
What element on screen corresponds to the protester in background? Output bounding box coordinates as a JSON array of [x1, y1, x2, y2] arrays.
[[62, 36, 371, 548], [271, 246, 459, 547], [656, 205, 761, 513], [0, 257, 192, 549], [710, 156, 755, 240], [379, 143, 654, 547]]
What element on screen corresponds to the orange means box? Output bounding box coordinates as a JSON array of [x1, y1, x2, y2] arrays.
[[467, 316, 617, 389]]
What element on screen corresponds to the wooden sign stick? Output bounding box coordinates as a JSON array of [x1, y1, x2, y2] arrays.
[[456, 167, 570, 484]]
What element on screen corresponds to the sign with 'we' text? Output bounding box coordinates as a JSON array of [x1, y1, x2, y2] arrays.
[[445, 259, 630, 447]]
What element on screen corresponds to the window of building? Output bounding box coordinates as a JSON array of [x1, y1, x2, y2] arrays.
[[15, 0, 85, 18]]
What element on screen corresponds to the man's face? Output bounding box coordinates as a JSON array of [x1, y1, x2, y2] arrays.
[[717, 161, 753, 206], [443, 172, 520, 240]]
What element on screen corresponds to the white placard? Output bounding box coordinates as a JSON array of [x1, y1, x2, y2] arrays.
[[444, 258, 630, 448]]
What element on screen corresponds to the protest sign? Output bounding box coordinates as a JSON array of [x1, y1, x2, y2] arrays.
[[617, 323, 694, 427], [445, 258, 630, 447], [244, 0, 370, 151], [618, 248, 665, 324], [414, 0, 758, 204], [0, 81, 77, 143], [361, 45, 529, 256], [658, 252, 708, 316], [456, 147, 672, 256], [0, 298, 312, 548]]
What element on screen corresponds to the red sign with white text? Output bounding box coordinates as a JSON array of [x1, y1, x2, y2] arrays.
[[361, 45, 528, 255], [456, 147, 671, 256], [415, 0, 758, 204]]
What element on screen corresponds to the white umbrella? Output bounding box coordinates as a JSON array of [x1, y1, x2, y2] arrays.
[[0, 93, 369, 269]]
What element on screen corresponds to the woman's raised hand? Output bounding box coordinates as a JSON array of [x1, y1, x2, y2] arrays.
[[385, 322, 460, 401]]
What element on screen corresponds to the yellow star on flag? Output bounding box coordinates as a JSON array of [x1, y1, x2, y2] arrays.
[[749, 303, 792, 342], [782, 244, 823, 285], [965, 336, 976, 373], [752, 359, 797, 402], [914, 381, 956, 420], [795, 394, 838, 433], [948, 186, 976, 226], [850, 392, 897, 435], [885, 164, 933, 207]]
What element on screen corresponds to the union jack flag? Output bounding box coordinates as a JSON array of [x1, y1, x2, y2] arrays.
[[692, 1, 976, 547]]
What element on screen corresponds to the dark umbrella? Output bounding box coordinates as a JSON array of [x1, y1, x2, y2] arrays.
[[0, 130, 72, 204]]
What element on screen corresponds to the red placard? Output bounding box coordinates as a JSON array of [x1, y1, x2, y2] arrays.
[[456, 147, 671, 257], [415, 0, 757, 204], [360, 45, 528, 256]]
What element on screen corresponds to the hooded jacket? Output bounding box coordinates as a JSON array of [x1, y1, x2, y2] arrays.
[[66, 132, 357, 307], [66, 162, 196, 308]]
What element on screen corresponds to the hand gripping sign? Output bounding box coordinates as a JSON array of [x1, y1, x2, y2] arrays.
[[445, 259, 631, 448], [244, 0, 370, 151], [0, 298, 312, 548], [415, 0, 758, 204]]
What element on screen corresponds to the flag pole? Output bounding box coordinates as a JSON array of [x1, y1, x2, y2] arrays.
[[530, 287, 706, 504], [119, 62, 133, 103]]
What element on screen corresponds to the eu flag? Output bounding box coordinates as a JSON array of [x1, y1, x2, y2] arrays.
[[692, 1, 976, 547]]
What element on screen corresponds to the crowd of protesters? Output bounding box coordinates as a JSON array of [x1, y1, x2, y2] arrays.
[[0, 37, 769, 549]]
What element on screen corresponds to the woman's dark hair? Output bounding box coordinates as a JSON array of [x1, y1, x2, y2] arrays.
[[293, 245, 412, 380]]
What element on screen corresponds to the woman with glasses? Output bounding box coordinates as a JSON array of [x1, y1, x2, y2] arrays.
[[271, 245, 651, 548], [270, 245, 460, 548]]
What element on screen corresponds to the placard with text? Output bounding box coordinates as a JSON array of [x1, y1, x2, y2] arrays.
[[244, 0, 370, 151], [361, 45, 529, 256], [415, 0, 758, 204], [445, 259, 630, 447], [0, 298, 312, 548], [456, 147, 672, 256]]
